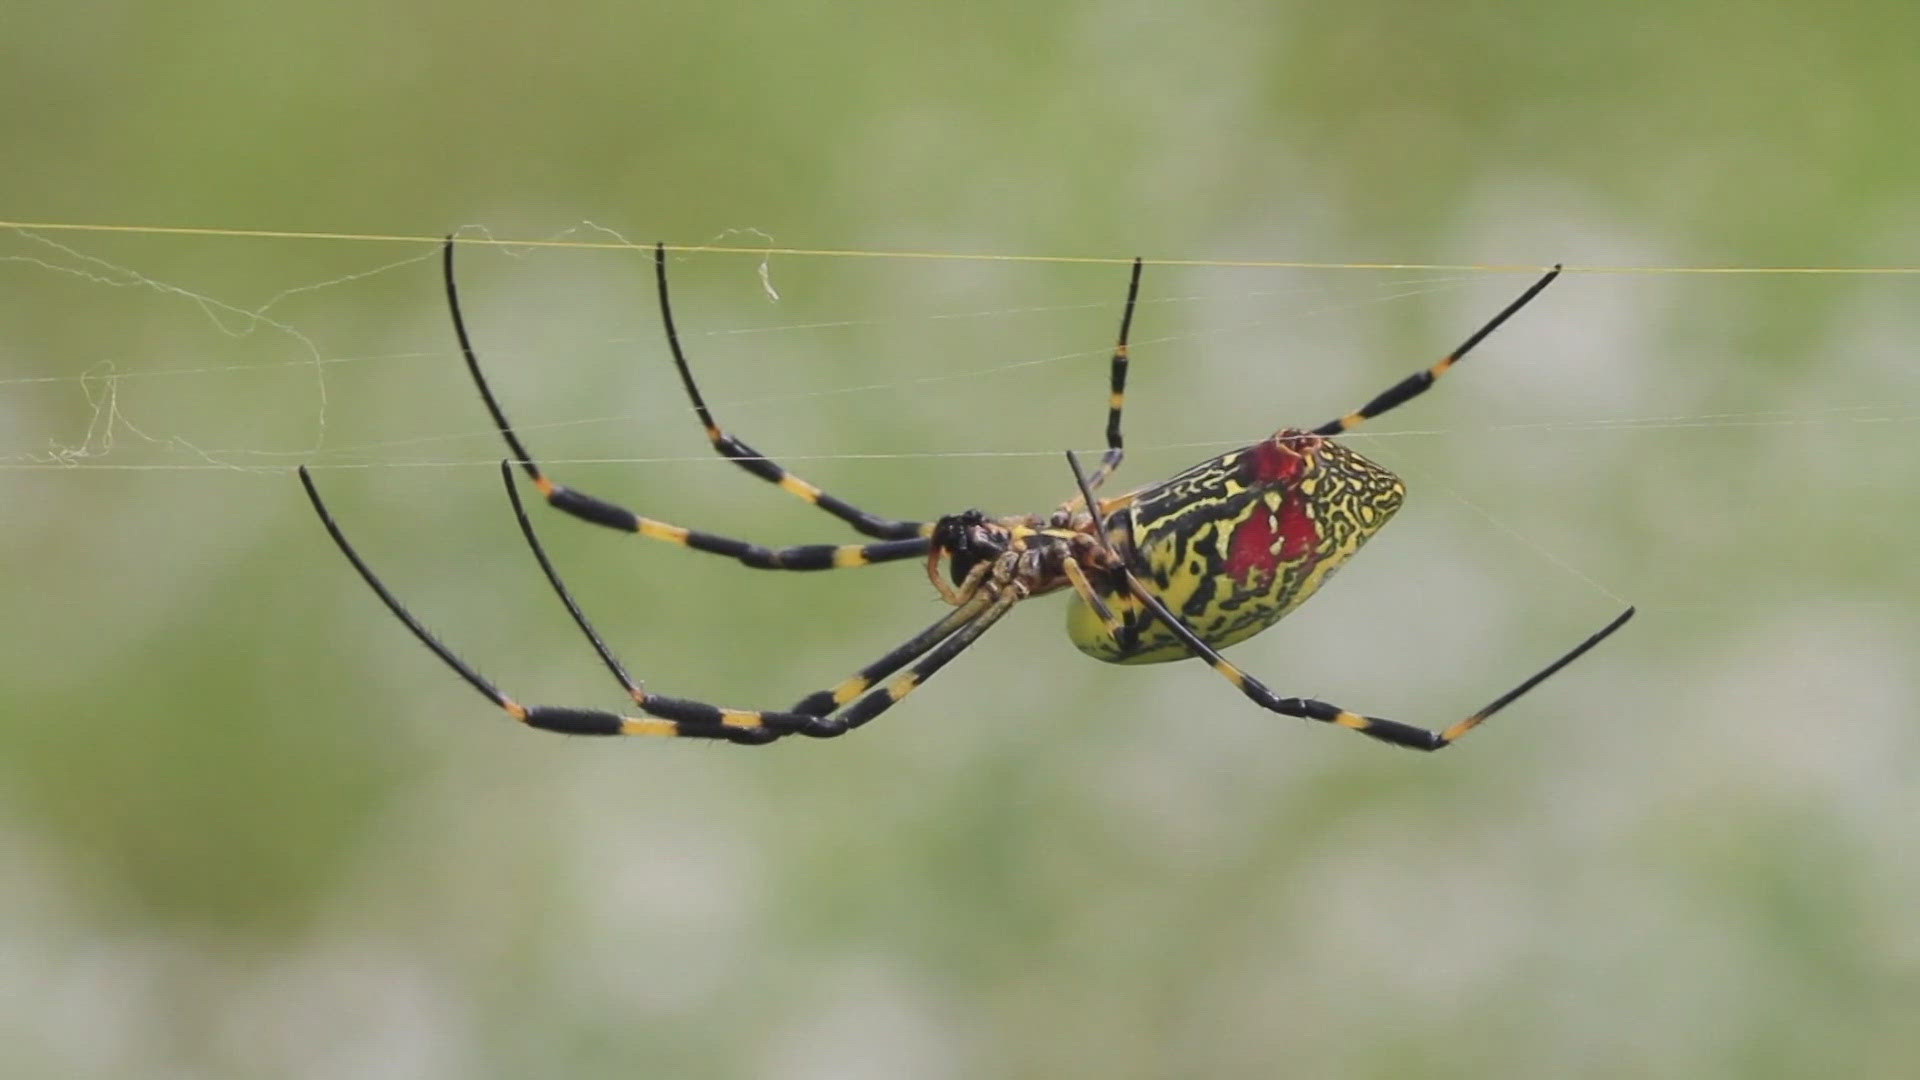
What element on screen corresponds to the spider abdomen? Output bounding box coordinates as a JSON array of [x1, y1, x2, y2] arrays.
[[1066, 430, 1405, 664]]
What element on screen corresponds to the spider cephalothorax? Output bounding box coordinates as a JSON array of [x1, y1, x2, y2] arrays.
[[931, 509, 1005, 589], [301, 241, 1630, 751]]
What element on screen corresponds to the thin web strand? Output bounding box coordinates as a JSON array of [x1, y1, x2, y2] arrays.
[[7, 404, 1919, 474], [0, 274, 1478, 389], [6, 218, 1920, 274], [0, 238, 1478, 469], [6, 224, 1915, 478]]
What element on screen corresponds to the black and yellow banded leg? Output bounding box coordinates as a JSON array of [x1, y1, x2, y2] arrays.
[[784, 585, 1022, 738], [304, 465, 1020, 745], [490, 460, 1002, 740], [300, 466, 808, 743], [1119, 572, 1633, 751], [1309, 266, 1561, 437], [545, 584, 1013, 743], [790, 589, 996, 716], [1080, 256, 1145, 494], [442, 240, 930, 572], [650, 243, 932, 542], [528, 474, 929, 570]]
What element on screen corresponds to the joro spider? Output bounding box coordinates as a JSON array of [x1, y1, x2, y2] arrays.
[[300, 240, 1632, 750]]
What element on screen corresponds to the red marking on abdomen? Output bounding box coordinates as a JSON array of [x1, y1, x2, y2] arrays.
[[1224, 496, 1318, 584]]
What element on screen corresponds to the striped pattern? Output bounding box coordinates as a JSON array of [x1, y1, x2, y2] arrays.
[[530, 476, 928, 570], [441, 238, 931, 573], [1066, 436, 1404, 663], [506, 589, 1020, 743], [790, 594, 992, 716], [1080, 257, 1143, 495], [302, 464, 1027, 745]]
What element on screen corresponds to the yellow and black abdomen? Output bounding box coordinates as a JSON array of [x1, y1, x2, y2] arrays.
[[1067, 432, 1405, 664]]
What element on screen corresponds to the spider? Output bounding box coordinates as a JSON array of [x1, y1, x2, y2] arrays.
[[300, 240, 1632, 749]]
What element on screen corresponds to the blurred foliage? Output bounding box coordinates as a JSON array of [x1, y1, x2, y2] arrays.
[[3, 1, 1918, 1077]]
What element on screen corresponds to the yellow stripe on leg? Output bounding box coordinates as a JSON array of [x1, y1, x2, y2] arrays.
[[1332, 711, 1372, 732], [619, 717, 683, 737], [885, 672, 920, 699], [719, 709, 765, 730], [828, 676, 870, 706], [639, 520, 690, 543], [777, 474, 823, 503], [1439, 714, 1486, 743], [832, 546, 871, 568]]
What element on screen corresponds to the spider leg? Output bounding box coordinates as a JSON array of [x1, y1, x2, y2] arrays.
[[1061, 555, 1122, 638], [494, 455, 993, 721], [1080, 256, 1144, 493], [1122, 571, 1632, 751], [495, 459, 644, 705], [302, 466, 789, 742], [441, 240, 929, 572], [786, 586, 1022, 737], [648, 243, 931, 541], [303, 466, 1019, 745], [788, 589, 997, 717], [1310, 266, 1561, 437]]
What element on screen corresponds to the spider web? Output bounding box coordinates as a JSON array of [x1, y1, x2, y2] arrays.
[[2, 220, 1916, 615], [7, 222, 1913, 472], [0, 221, 1506, 474]]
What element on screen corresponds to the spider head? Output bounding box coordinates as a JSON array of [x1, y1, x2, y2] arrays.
[[932, 509, 1008, 586]]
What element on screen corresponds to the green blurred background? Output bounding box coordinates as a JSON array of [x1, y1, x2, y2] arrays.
[[4, 2, 1918, 1076]]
